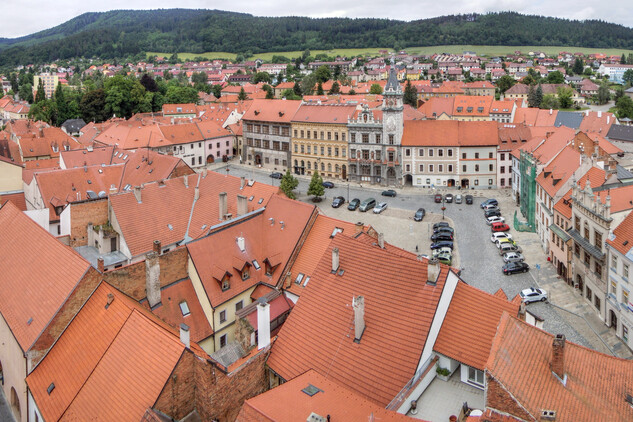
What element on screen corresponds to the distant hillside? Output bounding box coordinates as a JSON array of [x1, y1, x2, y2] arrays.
[[1, 10, 633, 66]]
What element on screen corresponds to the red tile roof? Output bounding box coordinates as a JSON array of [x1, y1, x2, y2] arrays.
[[434, 282, 519, 370], [553, 167, 606, 219], [417, 97, 454, 119], [26, 282, 203, 422], [268, 234, 448, 406], [402, 120, 499, 147], [578, 111, 616, 134], [109, 172, 279, 257], [513, 108, 558, 127], [452, 95, 493, 117], [242, 99, 302, 123], [162, 103, 198, 114], [187, 195, 315, 308], [236, 370, 421, 422], [0, 201, 90, 351], [486, 313, 633, 422], [531, 126, 575, 164], [607, 208, 633, 256], [291, 103, 357, 124], [595, 184, 633, 214], [0, 191, 27, 211], [535, 146, 581, 198]]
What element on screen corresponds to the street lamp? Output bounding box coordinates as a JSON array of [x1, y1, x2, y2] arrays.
[[441, 198, 446, 220], [225, 166, 230, 178]]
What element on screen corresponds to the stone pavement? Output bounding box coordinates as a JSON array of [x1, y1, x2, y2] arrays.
[[0, 387, 16, 422]]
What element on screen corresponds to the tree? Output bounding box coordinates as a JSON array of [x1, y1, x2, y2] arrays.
[[349, 88, 356, 95], [80, 88, 108, 122], [164, 85, 199, 104], [293, 82, 302, 97], [211, 84, 222, 99], [616, 95, 633, 119], [104, 75, 151, 119], [18, 83, 33, 103], [252, 72, 272, 84], [237, 87, 248, 101], [328, 81, 340, 95], [279, 169, 299, 199], [623, 69, 633, 86], [527, 85, 537, 107], [546, 71, 565, 84], [557, 86, 574, 109], [535, 84, 543, 108], [596, 81, 611, 105], [307, 170, 324, 201], [281, 89, 301, 100], [621, 54, 627, 65], [34, 78, 46, 103], [540, 94, 559, 110], [54, 83, 71, 126], [314, 65, 331, 83], [263, 84, 274, 99], [496, 75, 516, 93], [403, 79, 417, 106], [316, 82, 324, 96], [369, 83, 383, 94], [572, 58, 584, 75], [28, 99, 56, 124], [583, 67, 593, 77]]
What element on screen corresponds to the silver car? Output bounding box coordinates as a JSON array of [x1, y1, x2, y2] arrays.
[[486, 216, 505, 225], [373, 202, 388, 214], [491, 232, 513, 243], [503, 252, 525, 263], [455, 194, 463, 204], [520, 287, 548, 303]]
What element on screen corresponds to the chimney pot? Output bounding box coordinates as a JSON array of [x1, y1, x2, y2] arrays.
[[133, 186, 142, 203], [257, 299, 271, 350], [550, 334, 566, 381], [180, 323, 190, 349], [145, 252, 161, 307], [153, 240, 161, 254], [378, 233, 385, 249], [106, 293, 114, 306], [353, 295, 365, 342], [219, 192, 228, 220], [240, 176, 246, 189], [194, 186, 200, 200], [332, 247, 340, 273], [355, 222, 363, 235], [237, 194, 248, 216], [97, 257, 105, 273], [427, 258, 440, 285]]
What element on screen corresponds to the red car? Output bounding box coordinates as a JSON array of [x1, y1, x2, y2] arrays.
[[434, 194, 443, 203], [491, 222, 510, 232]]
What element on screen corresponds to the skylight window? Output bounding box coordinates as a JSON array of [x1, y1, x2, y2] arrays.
[[331, 227, 343, 238], [249, 196, 254, 201], [179, 301, 190, 316], [258, 198, 264, 204], [252, 260, 261, 270], [303, 276, 310, 287], [295, 273, 304, 284]]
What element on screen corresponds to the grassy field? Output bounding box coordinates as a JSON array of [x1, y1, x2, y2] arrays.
[[148, 45, 633, 62]]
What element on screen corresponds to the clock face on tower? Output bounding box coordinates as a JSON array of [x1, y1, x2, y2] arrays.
[[386, 116, 395, 132]]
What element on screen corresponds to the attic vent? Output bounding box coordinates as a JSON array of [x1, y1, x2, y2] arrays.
[[624, 241, 629, 246], [47, 383, 55, 395], [279, 111, 284, 117], [87, 180, 92, 184], [27, 317, 33, 325], [540, 410, 556, 421], [301, 384, 322, 397], [307, 413, 326, 422]]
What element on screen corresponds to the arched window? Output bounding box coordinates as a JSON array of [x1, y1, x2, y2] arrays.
[[10, 387, 20, 420], [307, 161, 311, 170], [328, 163, 332, 172], [321, 163, 325, 171], [335, 164, 340, 173]]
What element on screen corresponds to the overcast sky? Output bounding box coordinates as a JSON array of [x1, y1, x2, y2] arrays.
[[2, 0, 631, 38]]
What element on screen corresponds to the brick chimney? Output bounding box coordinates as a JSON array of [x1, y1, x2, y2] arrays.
[[378, 233, 384, 249], [353, 295, 365, 342], [550, 334, 566, 381], [237, 194, 248, 216], [427, 258, 440, 285], [331, 247, 340, 273], [180, 323, 190, 349], [194, 186, 200, 201], [240, 176, 246, 189], [355, 222, 363, 235], [257, 298, 271, 350], [133, 186, 142, 203], [219, 192, 228, 219], [97, 257, 105, 273], [145, 252, 161, 307], [153, 240, 161, 255]]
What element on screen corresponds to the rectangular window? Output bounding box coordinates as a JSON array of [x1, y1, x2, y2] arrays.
[[389, 135, 394, 145], [307, 130, 310, 139], [429, 149, 434, 157], [438, 164, 443, 172], [489, 152, 493, 159], [320, 131, 324, 140], [419, 164, 424, 172], [351, 133, 356, 142], [328, 132, 332, 140], [342, 133, 346, 142], [475, 152, 480, 159], [294, 144, 298, 153], [321, 146, 325, 155], [594, 230, 602, 249], [438, 149, 444, 157], [301, 145, 305, 153], [584, 251, 591, 267], [489, 164, 494, 172], [612, 255, 618, 271], [595, 295, 601, 311], [335, 147, 339, 157], [362, 133, 369, 143], [405, 149, 411, 157], [220, 310, 226, 323], [448, 164, 453, 172], [406, 164, 410, 171], [334, 132, 339, 141], [500, 166, 505, 174], [179, 302, 190, 316], [236, 301, 243, 311], [300, 130, 304, 138], [500, 153, 505, 160], [376, 134, 381, 143], [448, 149, 453, 157], [220, 334, 227, 348], [462, 165, 467, 172], [625, 264, 630, 279], [595, 262, 602, 277], [468, 367, 484, 386], [575, 215, 580, 232], [586, 286, 592, 300], [623, 289, 630, 305], [294, 129, 298, 137], [307, 145, 311, 154], [475, 165, 479, 172], [429, 164, 434, 172], [462, 152, 467, 159], [624, 325, 629, 343], [419, 149, 424, 157], [328, 147, 332, 156]]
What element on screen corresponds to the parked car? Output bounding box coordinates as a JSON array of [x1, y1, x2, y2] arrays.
[[359, 198, 376, 212], [519, 287, 547, 303], [432, 247, 453, 257], [347, 198, 360, 211], [480, 198, 499, 209], [491, 222, 511, 232], [433, 222, 450, 230], [331, 196, 345, 208], [414, 208, 426, 221], [270, 171, 283, 179], [503, 262, 530, 275], [483, 204, 500, 212], [465, 195, 473, 204], [381, 189, 397, 197], [491, 232, 513, 243], [484, 208, 502, 218], [434, 227, 455, 235], [445, 193, 454, 203], [430, 241, 454, 250], [499, 242, 522, 255], [431, 232, 454, 242], [486, 216, 506, 225], [373, 202, 388, 214], [503, 252, 525, 263], [436, 251, 452, 265], [322, 181, 335, 189], [434, 194, 443, 203], [496, 238, 518, 249], [455, 194, 463, 204]]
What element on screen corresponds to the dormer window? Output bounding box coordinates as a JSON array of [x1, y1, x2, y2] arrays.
[[222, 277, 230, 291]]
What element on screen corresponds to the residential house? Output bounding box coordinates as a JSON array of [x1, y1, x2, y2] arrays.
[[452, 96, 493, 121], [162, 103, 198, 118], [32, 73, 58, 99], [597, 64, 633, 84], [497, 123, 531, 189], [0, 155, 23, 193], [505, 83, 583, 105], [290, 104, 355, 179], [578, 79, 600, 98], [241, 99, 302, 171], [273, 82, 295, 99], [489, 100, 518, 123]]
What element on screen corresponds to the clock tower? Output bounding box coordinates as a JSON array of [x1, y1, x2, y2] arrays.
[[381, 67, 404, 186]]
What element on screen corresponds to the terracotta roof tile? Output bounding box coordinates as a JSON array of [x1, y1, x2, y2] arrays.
[[268, 234, 448, 406], [513, 108, 558, 127], [452, 95, 493, 117], [402, 120, 499, 147], [553, 167, 606, 219], [594, 184, 633, 213], [535, 146, 581, 198], [291, 104, 357, 124], [236, 370, 421, 422], [0, 201, 90, 351], [242, 99, 302, 123], [608, 209, 633, 256], [417, 97, 454, 119], [0, 192, 27, 211], [434, 282, 519, 370], [486, 313, 633, 422]]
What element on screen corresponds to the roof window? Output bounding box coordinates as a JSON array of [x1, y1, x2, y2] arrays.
[[295, 273, 304, 284], [301, 384, 322, 397], [252, 260, 261, 270], [331, 227, 343, 238], [179, 301, 190, 316]]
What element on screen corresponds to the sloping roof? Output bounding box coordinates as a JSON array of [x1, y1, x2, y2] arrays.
[[607, 209, 633, 257], [268, 234, 448, 406], [535, 146, 581, 198], [0, 201, 90, 351], [236, 370, 420, 422], [417, 97, 454, 119], [159, 122, 204, 143], [594, 184, 633, 214], [187, 195, 314, 308], [607, 124, 633, 142], [434, 282, 519, 371], [109, 172, 279, 258], [26, 282, 202, 422], [554, 111, 584, 129], [513, 108, 558, 127], [402, 120, 499, 147], [0, 191, 27, 211], [486, 313, 633, 422], [291, 104, 357, 124], [452, 95, 493, 117], [553, 167, 606, 219], [531, 126, 575, 164], [578, 111, 615, 134], [242, 99, 301, 123]]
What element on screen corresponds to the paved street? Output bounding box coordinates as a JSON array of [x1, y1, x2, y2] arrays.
[[0, 387, 16, 422], [210, 161, 632, 358]]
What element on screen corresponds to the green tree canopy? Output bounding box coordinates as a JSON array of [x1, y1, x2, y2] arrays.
[[572, 58, 584, 75], [34, 78, 46, 103], [540, 94, 559, 110], [496, 75, 516, 93], [403, 80, 418, 107], [316, 82, 324, 96], [615, 95, 633, 119], [164, 85, 199, 104], [281, 89, 301, 100], [622, 69, 633, 86], [237, 87, 248, 101], [103, 75, 151, 119], [28, 99, 56, 124], [293, 82, 302, 97], [252, 72, 272, 84], [557, 86, 574, 109], [546, 71, 565, 84], [80, 88, 109, 122], [596, 81, 611, 105], [307, 170, 324, 200], [369, 83, 383, 95], [279, 169, 299, 199], [314, 65, 331, 83], [328, 81, 340, 95], [263, 84, 274, 99]]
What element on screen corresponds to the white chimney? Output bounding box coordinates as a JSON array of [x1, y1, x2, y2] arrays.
[[257, 298, 271, 350], [237, 194, 248, 216], [240, 176, 246, 189], [184, 175, 189, 188], [549, 109, 552, 115], [353, 295, 365, 342], [236, 236, 246, 252], [427, 258, 440, 285], [378, 233, 385, 249], [180, 323, 190, 349], [607, 116, 610, 124], [219, 192, 228, 219], [194, 186, 200, 200], [598, 110, 602, 118], [332, 247, 340, 273], [145, 252, 161, 307], [133, 186, 142, 203]]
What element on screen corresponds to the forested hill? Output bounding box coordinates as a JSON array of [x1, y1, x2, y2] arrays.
[[1, 10, 633, 66]]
